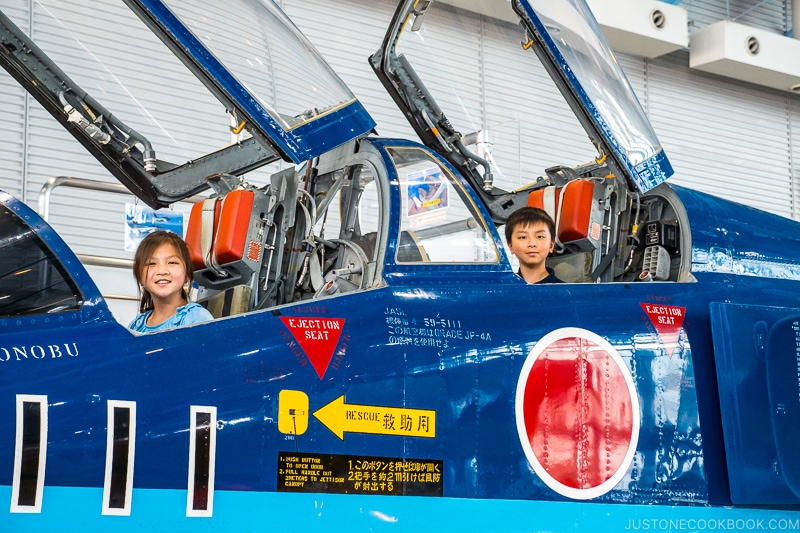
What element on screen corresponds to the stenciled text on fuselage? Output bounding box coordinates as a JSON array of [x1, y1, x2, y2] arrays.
[[0, 343, 79, 362]]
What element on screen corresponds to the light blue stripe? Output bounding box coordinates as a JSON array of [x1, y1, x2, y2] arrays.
[[2, 486, 798, 532]]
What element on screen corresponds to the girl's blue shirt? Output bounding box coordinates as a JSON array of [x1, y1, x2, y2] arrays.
[[128, 302, 213, 333]]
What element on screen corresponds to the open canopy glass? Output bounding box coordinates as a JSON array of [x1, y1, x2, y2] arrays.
[[516, 0, 672, 192], [0, 0, 375, 207]]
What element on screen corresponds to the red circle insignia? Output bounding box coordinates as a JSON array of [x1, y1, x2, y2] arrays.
[[516, 328, 639, 499]]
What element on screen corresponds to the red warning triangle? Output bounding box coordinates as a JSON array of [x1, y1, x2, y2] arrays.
[[280, 317, 345, 379], [640, 303, 686, 358]]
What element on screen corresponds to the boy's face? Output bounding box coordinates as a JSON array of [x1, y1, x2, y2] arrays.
[[508, 221, 554, 270]]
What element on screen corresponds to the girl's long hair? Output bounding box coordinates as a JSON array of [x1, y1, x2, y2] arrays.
[[132, 230, 194, 313]]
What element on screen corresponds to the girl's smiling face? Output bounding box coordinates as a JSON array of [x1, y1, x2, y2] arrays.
[[139, 242, 189, 304]]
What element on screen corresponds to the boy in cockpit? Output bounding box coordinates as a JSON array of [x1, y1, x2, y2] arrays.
[[505, 207, 563, 284]]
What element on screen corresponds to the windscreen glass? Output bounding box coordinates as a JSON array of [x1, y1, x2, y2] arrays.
[[160, 0, 358, 130], [521, 0, 671, 188], [0, 204, 83, 316], [387, 147, 498, 265]]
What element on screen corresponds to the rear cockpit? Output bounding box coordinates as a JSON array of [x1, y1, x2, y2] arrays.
[[369, 0, 693, 286], [524, 163, 692, 283]]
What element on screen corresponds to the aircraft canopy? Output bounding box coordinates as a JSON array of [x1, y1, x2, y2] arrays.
[[0, 0, 375, 207], [517, 0, 673, 192], [126, 0, 376, 164]]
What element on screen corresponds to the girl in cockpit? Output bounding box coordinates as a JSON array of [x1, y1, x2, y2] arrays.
[[128, 230, 213, 332]]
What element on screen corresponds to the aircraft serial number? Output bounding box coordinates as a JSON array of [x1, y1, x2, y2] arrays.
[[423, 318, 462, 328]]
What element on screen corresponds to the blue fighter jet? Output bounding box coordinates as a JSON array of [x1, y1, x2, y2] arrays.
[[0, 0, 799, 531]]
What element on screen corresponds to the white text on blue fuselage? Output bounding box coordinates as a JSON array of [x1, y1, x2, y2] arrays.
[[0, 343, 79, 362]]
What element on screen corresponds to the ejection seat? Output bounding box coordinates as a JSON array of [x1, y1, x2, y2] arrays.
[[185, 188, 261, 318]]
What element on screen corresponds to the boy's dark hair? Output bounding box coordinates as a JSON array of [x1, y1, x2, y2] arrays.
[[504, 207, 557, 242], [133, 230, 194, 313]]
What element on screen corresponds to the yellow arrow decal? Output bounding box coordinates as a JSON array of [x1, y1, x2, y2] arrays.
[[313, 395, 436, 440]]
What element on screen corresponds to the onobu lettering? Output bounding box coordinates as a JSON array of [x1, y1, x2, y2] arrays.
[[0, 343, 79, 362]]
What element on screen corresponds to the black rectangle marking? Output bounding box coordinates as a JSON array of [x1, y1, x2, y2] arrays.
[[108, 406, 130, 509], [17, 401, 41, 507], [192, 411, 211, 511]]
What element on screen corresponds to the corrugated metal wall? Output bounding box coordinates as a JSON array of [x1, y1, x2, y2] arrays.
[[792, 96, 800, 218], [0, 0, 798, 263], [647, 51, 795, 216], [687, 0, 789, 33]]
